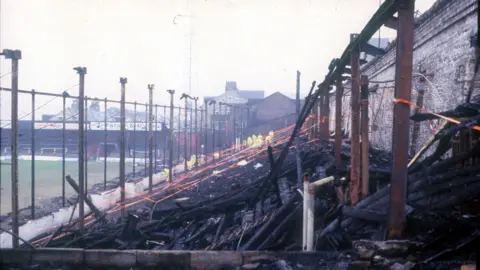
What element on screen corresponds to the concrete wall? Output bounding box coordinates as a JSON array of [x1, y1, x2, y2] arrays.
[[331, 0, 478, 152]]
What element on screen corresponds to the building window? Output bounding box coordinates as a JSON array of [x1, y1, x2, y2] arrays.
[[227, 96, 233, 102]]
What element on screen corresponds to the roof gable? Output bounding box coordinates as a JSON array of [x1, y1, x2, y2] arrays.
[[238, 90, 264, 100]]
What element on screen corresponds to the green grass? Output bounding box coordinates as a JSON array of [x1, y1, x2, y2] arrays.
[[0, 160, 136, 215]]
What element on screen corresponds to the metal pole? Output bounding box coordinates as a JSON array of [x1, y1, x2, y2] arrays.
[[62, 93, 66, 206], [210, 100, 216, 164], [133, 102, 137, 176], [84, 97, 88, 191], [233, 106, 236, 151], [243, 108, 247, 143], [104, 98, 107, 190], [144, 103, 148, 177], [148, 84, 154, 194], [246, 108, 250, 139], [189, 107, 193, 160], [295, 71, 303, 187], [360, 75, 370, 198], [31, 89, 36, 220], [296, 71, 301, 115], [167, 89, 175, 183], [119, 77, 127, 218], [0, 103, 2, 222], [177, 106, 181, 164], [2, 50, 21, 248], [200, 106, 203, 162], [204, 101, 208, 164], [154, 105, 158, 172], [388, 0, 414, 239], [349, 34, 361, 205], [240, 107, 243, 146], [183, 95, 188, 172], [335, 76, 343, 168], [73, 66, 87, 235], [1, 50, 22, 248], [302, 173, 310, 250], [223, 104, 227, 151], [163, 106, 167, 170], [218, 102, 222, 153], [194, 98, 198, 168]]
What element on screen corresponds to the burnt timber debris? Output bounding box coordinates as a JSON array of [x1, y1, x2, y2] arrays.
[[5, 110, 480, 269]]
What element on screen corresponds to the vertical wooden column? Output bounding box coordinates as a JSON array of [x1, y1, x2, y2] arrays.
[[388, 0, 415, 239], [324, 86, 331, 140], [349, 34, 361, 205], [335, 76, 343, 168], [360, 75, 370, 198]]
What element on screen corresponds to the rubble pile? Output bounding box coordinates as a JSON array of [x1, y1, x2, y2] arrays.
[[4, 100, 480, 270]]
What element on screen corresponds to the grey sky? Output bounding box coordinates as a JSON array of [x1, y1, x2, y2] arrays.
[[0, 0, 436, 119]]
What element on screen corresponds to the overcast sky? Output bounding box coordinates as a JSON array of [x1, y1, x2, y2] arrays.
[[0, 0, 436, 119]]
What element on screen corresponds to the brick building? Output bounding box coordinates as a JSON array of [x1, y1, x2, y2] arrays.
[[331, 0, 478, 153], [246, 92, 302, 136]]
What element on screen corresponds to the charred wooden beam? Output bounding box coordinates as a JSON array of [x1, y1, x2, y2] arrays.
[[240, 193, 300, 251], [361, 42, 386, 57], [341, 205, 386, 222], [384, 16, 398, 30], [121, 214, 139, 241], [65, 175, 103, 219], [257, 204, 301, 250]]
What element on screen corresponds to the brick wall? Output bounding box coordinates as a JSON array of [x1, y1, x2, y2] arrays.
[[330, 0, 478, 153], [246, 92, 298, 136]]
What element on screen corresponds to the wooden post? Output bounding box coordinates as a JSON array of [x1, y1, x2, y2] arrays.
[[360, 75, 370, 198], [324, 86, 331, 140], [349, 34, 361, 205], [335, 76, 343, 168], [388, 0, 415, 239]]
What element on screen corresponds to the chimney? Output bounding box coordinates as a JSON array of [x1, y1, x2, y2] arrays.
[[225, 81, 238, 92]]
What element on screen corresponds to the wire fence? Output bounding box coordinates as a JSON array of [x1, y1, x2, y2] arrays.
[[0, 87, 223, 219], [0, 84, 303, 221]]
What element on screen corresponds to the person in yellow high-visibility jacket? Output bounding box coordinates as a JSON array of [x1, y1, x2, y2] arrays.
[[257, 134, 263, 148], [247, 137, 253, 147], [265, 135, 272, 145], [164, 168, 170, 179]]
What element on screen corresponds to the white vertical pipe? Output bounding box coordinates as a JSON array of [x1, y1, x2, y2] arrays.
[[302, 176, 309, 251], [303, 175, 335, 252], [306, 189, 315, 251]]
